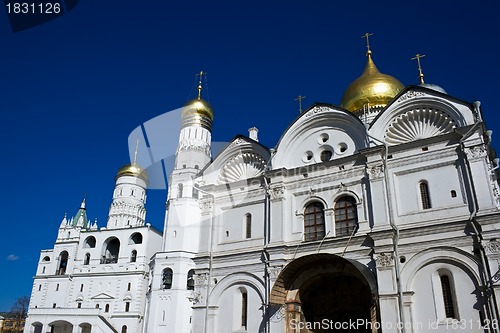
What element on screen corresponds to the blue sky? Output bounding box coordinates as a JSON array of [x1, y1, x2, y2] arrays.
[[0, 0, 499, 311]]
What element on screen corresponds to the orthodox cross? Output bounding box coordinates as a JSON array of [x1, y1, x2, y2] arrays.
[[196, 71, 205, 100], [361, 32, 374, 55], [411, 54, 426, 84], [295, 95, 306, 113]]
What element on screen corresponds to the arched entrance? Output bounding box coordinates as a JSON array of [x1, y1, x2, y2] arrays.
[[48, 320, 73, 333], [270, 254, 378, 333]]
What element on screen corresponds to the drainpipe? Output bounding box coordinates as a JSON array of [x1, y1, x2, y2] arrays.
[[203, 196, 215, 333], [191, 184, 215, 333], [367, 133, 406, 333], [262, 149, 276, 333], [262, 175, 271, 333], [459, 112, 500, 332]]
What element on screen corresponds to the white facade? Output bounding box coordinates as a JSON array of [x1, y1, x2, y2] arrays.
[[25, 54, 500, 333]]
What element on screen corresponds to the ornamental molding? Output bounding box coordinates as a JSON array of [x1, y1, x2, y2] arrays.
[[188, 291, 203, 304], [304, 106, 331, 118], [158, 295, 172, 301], [369, 165, 384, 180], [396, 90, 425, 103], [381, 149, 457, 170], [286, 171, 365, 192], [268, 265, 283, 280], [199, 200, 213, 215], [230, 137, 248, 147], [375, 253, 394, 267], [270, 185, 286, 202], [218, 152, 267, 184], [464, 145, 488, 160], [385, 108, 456, 145], [177, 139, 211, 155], [195, 273, 208, 286], [392, 159, 457, 177], [485, 240, 500, 255]]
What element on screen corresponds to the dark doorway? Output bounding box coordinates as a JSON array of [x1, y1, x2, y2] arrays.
[[300, 274, 373, 332]]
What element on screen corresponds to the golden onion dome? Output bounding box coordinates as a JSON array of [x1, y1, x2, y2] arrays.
[[116, 163, 148, 181], [182, 98, 214, 130], [341, 52, 404, 112]]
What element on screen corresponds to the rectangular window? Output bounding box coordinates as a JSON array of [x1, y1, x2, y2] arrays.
[[125, 302, 130, 312], [241, 292, 248, 329], [441, 275, 456, 318]]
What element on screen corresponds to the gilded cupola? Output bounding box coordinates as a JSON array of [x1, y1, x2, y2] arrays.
[[181, 71, 214, 130], [341, 47, 404, 113]]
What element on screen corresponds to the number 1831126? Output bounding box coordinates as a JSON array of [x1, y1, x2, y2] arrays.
[[6, 2, 61, 14]]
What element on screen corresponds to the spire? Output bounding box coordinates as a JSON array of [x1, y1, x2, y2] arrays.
[[73, 198, 89, 228], [411, 53, 426, 84], [196, 70, 205, 100], [91, 218, 98, 230], [80, 197, 86, 209], [60, 213, 68, 228]]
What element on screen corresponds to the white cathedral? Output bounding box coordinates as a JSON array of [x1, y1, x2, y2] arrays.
[[24, 46, 500, 333]]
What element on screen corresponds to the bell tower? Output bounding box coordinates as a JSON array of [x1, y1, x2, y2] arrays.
[[107, 146, 148, 229], [163, 71, 213, 251], [146, 72, 213, 333]]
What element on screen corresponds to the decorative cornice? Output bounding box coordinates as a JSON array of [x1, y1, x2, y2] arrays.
[[304, 106, 330, 118], [396, 90, 425, 103]]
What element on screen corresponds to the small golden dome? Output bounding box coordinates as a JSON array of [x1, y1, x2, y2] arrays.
[[341, 53, 404, 112], [182, 98, 214, 130], [116, 164, 148, 180]]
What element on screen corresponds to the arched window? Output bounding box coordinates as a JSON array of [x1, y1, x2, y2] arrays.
[[129, 233, 143, 244], [304, 202, 325, 241], [57, 251, 69, 275], [192, 187, 199, 199], [187, 269, 195, 290], [105, 304, 110, 312], [334, 196, 358, 237], [440, 274, 457, 319], [121, 326, 127, 333], [420, 181, 432, 209], [42, 267, 46, 274], [245, 213, 252, 239], [127, 282, 131, 291], [130, 250, 137, 263], [178, 184, 183, 198], [125, 302, 130, 312], [84, 253, 90, 265], [42, 256, 50, 262], [162, 268, 173, 289], [102, 238, 120, 264], [84, 236, 96, 248], [241, 290, 248, 329]]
